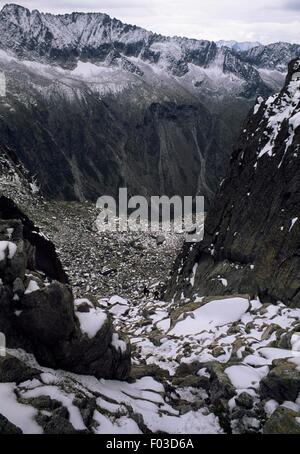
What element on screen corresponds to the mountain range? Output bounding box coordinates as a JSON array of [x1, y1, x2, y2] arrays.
[[0, 3, 299, 203]]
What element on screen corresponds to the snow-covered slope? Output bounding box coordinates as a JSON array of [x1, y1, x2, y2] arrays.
[[0, 145, 38, 203]]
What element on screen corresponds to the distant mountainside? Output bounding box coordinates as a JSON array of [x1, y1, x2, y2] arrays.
[[0, 4, 299, 202], [217, 40, 261, 52], [167, 59, 300, 308]]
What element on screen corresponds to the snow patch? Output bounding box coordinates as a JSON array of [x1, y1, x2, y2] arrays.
[[76, 308, 107, 339]]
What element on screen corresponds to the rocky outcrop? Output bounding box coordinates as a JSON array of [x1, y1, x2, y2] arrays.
[[260, 359, 300, 403], [0, 95, 235, 204], [0, 196, 131, 379], [166, 59, 300, 308]]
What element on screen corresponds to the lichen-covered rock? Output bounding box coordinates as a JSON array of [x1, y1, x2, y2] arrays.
[[166, 60, 300, 308], [260, 360, 300, 403], [263, 407, 300, 434]]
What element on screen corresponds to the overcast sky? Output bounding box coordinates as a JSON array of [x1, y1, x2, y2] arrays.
[[1, 0, 300, 44]]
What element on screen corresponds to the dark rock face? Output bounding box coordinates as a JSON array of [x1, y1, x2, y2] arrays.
[[0, 197, 131, 379], [0, 414, 22, 434], [166, 60, 300, 308], [263, 407, 300, 434], [19, 282, 76, 345]]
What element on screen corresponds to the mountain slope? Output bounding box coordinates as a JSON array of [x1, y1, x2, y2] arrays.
[[166, 59, 300, 308]]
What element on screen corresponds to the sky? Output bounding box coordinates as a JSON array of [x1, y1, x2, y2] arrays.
[[0, 0, 299, 44]]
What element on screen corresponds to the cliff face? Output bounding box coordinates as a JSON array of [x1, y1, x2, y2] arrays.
[[167, 60, 300, 308]]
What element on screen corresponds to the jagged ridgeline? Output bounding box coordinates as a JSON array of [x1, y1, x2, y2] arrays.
[[167, 59, 300, 308], [0, 4, 299, 202]]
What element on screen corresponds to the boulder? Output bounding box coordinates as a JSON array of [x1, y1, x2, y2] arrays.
[[131, 364, 170, 381], [25, 396, 61, 412], [0, 196, 68, 283], [206, 362, 236, 403], [36, 407, 80, 435], [260, 360, 300, 403], [156, 235, 166, 246], [19, 282, 76, 345], [0, 414, 22, 434], [235, 392, 254, 410], [0, 356, 40, 384], [55, 318, 131, 380]]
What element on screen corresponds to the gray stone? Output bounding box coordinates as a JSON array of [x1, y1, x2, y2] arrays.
[[206, 362, 236, 403], [156, 235, 166, 246], [19, 282, 75, 345]]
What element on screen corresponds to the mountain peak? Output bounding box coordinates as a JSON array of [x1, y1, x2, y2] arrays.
[[1, 3, 29, 13], [286, 58, 300, 84], [217, 40, 262, 52]]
